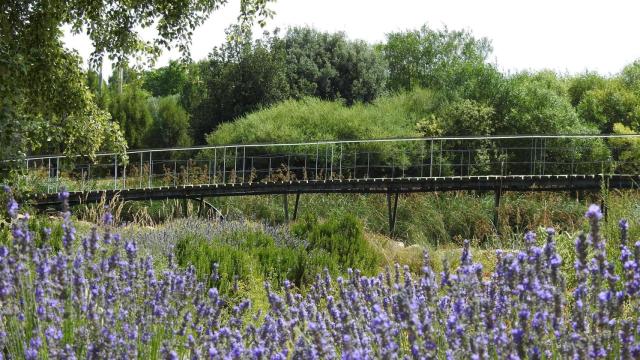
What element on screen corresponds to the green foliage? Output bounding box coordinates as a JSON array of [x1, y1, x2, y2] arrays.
[[567, 72, 607, 107], [293, 213, 380, 274], [435, 99, 495, 136], [620, 60, 640, 90], [109, 86, 153, 149], [86, 70, 110, 110], [179, 62, 209, 114], [0, 0, 272, 159], [577, 80, 640, 132], [499, 72, 588, 134], [190, 29, 290, 142], [146, 96, 193, 148], [0, 21, 127, 159], [610, 123, 640, 174], [282, 27, 387, 105], [383, 25, 493, 95], [143, 60, 189, 97], [189, 26, 387, 143], [207, 89, 436, 145], [174, 214, 382, 293]]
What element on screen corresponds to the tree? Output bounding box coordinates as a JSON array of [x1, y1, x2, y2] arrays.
[[146, 96, 193, 148], [577, 80, 640, 132], [179, 61, 209, 114], [0, 0, 273, 159], [497, 72, 587, 135], [567, 72, 606, 107], [282, 27, 387, 105], [383, 25, 493, 94], [620, 60, 640, 90], [609, 123, 640, 174], [143, 61, 189, 97], [109, 86, 154, 149], [86, 70, 111, 110], [191, 28, 290, 143]]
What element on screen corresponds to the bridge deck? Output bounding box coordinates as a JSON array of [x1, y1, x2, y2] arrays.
[[25, 174, 640, 206]]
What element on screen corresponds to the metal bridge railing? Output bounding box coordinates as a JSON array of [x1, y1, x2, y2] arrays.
[[3, 134, 640, 194]]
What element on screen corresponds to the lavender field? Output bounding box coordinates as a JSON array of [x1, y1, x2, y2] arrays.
[[1, 187, 640, 359]]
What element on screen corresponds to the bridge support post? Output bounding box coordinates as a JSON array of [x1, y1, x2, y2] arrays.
[[293, 193, 301, 220], [198, 197, 205, 217], [283, 194, 289, 223], [387, 191, 399, 236], [601, 198, 608, 221], [494, 187, 502, 234]]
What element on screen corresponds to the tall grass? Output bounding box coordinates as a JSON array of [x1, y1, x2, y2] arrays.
[[207, 190, 640, 247]]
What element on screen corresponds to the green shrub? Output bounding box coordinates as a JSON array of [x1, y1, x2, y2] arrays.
[[175, 233, 255, 293], [174, 214, 383, 293], [303, 248, 339, 284], [293, 213, 381, 274]]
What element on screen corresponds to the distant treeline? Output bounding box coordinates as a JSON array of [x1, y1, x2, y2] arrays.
[[86, 25, 640, 155], [16, 24, 638, 159]]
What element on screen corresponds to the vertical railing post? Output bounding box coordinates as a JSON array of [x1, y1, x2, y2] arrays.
[[223, 147, 226, 184], [329, 143, 333, 180], [56, 157, 60, 191], [339, 143, 343, 179], [114, 155, 118, 190], [208, 160, 212, 184], [429, 139, 434, 177], [532, 138, 537, 175], [25, 159, 29, 190], [139, 153, 143, 188], [325, 144, 329, 180], [214, 148, 217, 184], [391, 152, 395, 179], [571, 145, 575, 175], [47, 158, 51, 193], [367, 152, 370, 179], [439, 139, 443, 177], [315, 144, 319, 180], [542, 138, 546, 175], [242, 146, 246, 183], [353, 149, 357, 179], [234, 146, 238, 183], [402, 143, 405, 178], [174, 160, 177, 187], [420, 141, 425, 178], [148, 152, 152, 188]]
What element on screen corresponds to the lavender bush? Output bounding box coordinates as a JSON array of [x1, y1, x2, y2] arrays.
[[1, 188, 640, 359]]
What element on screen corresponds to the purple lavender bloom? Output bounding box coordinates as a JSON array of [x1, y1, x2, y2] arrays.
[[103, 210, 113, 225], [7, 198, 18, 218], [1, 199, 639, 358], [584, 204, 603, 220], [619, 219, 629, 231]]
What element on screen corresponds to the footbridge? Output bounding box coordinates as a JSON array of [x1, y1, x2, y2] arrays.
[[4, 134, 640, 232]]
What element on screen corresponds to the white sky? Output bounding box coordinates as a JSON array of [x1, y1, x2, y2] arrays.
[[64, 0, 640, 77]]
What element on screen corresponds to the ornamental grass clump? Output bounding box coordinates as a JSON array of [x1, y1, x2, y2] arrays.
[[1, 186, 640, 358]]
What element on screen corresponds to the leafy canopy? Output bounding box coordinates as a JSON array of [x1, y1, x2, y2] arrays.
[[0, 0, 273, 159], [383, 25, 493, 94]]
